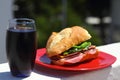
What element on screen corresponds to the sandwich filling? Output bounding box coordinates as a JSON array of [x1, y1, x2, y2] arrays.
[[50, 42, 97, 61]]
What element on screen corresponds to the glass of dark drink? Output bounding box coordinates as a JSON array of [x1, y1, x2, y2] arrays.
[[6, 18, 37, 77]]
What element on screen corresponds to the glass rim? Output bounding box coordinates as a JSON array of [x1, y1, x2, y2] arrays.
[[9, 18, 35, 24]]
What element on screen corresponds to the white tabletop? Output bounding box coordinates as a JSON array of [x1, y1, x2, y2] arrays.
[[0, 42, 120, 80]]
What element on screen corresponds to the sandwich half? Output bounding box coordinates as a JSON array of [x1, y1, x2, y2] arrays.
[[46, 26, 99, 65]]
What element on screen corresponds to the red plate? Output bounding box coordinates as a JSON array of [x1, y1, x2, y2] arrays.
[[35, 48, 116, 71]]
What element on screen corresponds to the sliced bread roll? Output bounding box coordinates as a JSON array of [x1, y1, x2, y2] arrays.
[[46, 26, 91, 57]]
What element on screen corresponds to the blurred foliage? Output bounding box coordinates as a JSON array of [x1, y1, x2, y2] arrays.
[[14, 0, 102, 48]]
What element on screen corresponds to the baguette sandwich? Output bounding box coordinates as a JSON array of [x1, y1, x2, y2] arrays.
[[46, 26, 99, 65]]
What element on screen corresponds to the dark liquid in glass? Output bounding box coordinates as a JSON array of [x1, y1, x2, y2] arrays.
[[6, 28, 37, 77]]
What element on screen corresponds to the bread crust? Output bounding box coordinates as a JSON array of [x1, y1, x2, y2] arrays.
[[46, 26, 91, 57]]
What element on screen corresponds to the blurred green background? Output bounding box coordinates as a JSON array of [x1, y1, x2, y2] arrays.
[[13, 0, 103, 48]]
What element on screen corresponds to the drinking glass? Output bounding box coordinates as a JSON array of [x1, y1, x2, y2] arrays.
[[6, 18, 37, 77]]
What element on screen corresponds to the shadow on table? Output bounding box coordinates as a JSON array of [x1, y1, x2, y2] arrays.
[[107, 65, 120, 80], [0, 72, 26, 80], [34, 64, 112, 80]]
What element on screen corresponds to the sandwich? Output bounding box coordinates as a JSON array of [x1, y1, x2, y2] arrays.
[[46, 26, 99, 65]]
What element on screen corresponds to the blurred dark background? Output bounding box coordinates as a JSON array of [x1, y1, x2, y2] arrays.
[[13, 0, 120, 48]]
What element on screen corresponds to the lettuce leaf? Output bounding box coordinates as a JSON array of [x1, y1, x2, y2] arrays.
[[63, 42, 91, 55]]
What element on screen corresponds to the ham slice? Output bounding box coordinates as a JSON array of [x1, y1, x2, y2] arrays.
[[52, 48, 98, 65]]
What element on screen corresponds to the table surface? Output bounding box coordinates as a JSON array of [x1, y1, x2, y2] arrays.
[[0, 42, 120, 80]]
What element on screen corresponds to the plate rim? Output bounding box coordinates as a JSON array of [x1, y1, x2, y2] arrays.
[[35, 48, 117, 71]]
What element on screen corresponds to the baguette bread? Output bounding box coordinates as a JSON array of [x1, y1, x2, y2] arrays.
[[46, 26, 91, 57]]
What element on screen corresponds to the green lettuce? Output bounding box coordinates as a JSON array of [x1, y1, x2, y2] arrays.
[[63, 42, 91, 55]]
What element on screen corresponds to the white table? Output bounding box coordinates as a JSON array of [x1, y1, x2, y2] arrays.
[[0, 42, 120, 80]]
